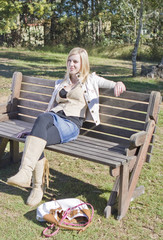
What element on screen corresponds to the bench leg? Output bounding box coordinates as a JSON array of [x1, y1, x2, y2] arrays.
[[117, 163, 129, 220], [104, 176, 120, 218], [0, 137, 10, 167], [104, 172, 145, 219], [10, 140, 21, 163], [117, 120, 155, 220], [0, 138, 21, 167]]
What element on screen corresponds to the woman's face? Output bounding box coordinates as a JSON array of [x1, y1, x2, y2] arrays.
[[67, 54, 81, 76]]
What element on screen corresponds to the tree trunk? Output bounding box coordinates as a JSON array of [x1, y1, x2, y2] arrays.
[[132, 0, 144, 77], [91, 0, 96, 45], [75, 1, 80, 42], [44, 21, 49, 46], [83, 0, 89, 40]]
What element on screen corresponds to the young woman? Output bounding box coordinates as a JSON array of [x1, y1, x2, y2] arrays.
[[7, 47, 126, 206]]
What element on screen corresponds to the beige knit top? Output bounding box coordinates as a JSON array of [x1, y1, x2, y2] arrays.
[[50, 82, 87, 118]]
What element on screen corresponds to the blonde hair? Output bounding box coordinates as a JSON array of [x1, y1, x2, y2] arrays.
[[65, 47, 90, 83]]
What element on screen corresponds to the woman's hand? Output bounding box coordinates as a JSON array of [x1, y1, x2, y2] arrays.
[[114, 81, 126, 97]]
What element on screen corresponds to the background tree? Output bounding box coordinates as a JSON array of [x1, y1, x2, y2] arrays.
[[132, 0, 144, 76], [0, 0, 21, 46], [0, 0, 162, 65]]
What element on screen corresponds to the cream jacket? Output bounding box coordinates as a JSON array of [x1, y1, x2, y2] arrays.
[[47, 72, 116, 125]]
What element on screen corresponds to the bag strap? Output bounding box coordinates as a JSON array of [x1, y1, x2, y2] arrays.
[[43, 202, 94, 237]]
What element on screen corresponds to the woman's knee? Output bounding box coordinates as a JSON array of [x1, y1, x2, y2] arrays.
[[35, 113, 53, 126]]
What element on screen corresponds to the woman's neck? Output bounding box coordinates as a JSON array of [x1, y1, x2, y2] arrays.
[[70, 74, 79, 84]]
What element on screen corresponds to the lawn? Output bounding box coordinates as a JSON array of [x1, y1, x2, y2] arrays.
[[0, 47, 162, 240]]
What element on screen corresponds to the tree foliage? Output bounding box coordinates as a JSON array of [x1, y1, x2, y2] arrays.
[[0, 0, 162, 52]]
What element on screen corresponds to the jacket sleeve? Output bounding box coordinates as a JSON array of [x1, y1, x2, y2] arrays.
[[92, 72, 116, 89]]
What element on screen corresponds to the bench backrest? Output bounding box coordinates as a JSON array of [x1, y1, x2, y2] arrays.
[[11, 72, 161, 161]]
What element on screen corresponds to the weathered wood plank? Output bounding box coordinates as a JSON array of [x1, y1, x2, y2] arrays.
[[47, 144, 126, 167], [0, 124, 27, 137], [10, 72, 22, 112], [10, 140, 20, 163], [64, 140, 126, 160], [100, 89, 150, 102], [20, 91, 51, 103], [0, 124, 31, 141], [104, 176, 120, 218], [18, 114, 36, 123], [78, 134, 126, 149], [100, 105, 146, 122], [80, 129, 130, 147], [129, 131, 147, 148], [0, 119, 32, 128], [18, 99, 47, 111], [99, 96, 148, 112], [146, 91, 162, 122], [82, 122, 137, 138], [100, 114, 145, 130], [117, 164, 129, 219], [17, 107, 43, 118], [74, 136, 126, 155], [22, 75, 56, 87], [21, 83, 54, 95], [117, 120, 155, 220]]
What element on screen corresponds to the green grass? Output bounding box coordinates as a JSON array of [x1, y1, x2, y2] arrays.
[[0, 47, 162, 240]]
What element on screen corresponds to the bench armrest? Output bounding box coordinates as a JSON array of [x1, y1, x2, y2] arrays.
[[0, 111, 18, 121], [129, 131, 147, 149]]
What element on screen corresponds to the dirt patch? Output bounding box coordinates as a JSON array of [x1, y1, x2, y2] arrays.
[[0, 96, 8, 104]]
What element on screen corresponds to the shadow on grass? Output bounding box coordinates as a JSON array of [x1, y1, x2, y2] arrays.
[[0, 51, 63, 64], [0, 63, 66, 79], [0, 162, 110, 221], [0, 49, 163, 95], [91, 65, 131, 76], [0, 162, 30, 203]]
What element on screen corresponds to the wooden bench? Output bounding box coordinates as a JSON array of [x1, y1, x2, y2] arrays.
[[0, 72, 161, 220]]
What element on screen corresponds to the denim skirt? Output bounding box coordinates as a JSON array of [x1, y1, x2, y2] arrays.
[[48, 112, 79, 143]]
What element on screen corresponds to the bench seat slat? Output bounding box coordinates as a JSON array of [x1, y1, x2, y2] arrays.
[[47, 144, 126, 167], [76, 135, 126, 154], [64, 139, 126, 158], [0, 118, 137, 149], [0, 120, 127, 168], [58, 141, 126, 161], [0, 123, 31, 138]]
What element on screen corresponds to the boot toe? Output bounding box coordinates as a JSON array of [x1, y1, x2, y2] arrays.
[[7, 171, 31, 188], [26, 187, 44, 207]]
